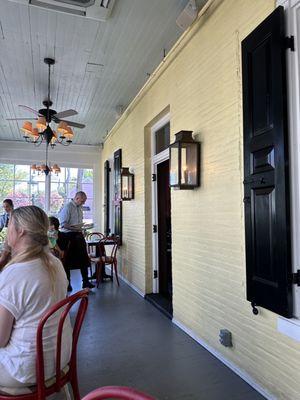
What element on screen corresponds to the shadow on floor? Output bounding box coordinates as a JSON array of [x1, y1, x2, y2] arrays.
[[69, 270, 266, 400]]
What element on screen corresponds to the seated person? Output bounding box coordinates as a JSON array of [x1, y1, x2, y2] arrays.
[[0, 205, 72, 392], [0, 199, 14, 270], [48, 216, 64, 259], [0, 199, 14, 232]]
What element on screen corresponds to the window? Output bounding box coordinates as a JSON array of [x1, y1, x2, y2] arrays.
[[0, 163, 94, 223], [50, 167, 93, 222], [0, 164, 46, 208], [155, 122, 170, 155]]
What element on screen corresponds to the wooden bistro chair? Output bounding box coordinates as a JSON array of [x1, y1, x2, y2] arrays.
[[82, 386, 155, 400], [93, 237, 120, 288], [86, 232, 105, 277], [0, 289, 89, 400]]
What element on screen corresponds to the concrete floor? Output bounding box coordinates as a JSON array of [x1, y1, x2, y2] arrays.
[[70, 270, 266, 400]]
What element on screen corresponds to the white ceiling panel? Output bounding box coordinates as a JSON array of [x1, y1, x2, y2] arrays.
[[0, 0, 205, 145]]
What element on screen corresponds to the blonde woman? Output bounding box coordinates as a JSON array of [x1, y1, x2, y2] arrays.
[[0, 206, 72, 393]]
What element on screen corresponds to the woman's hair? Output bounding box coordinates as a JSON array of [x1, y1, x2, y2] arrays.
[[5, 206, 57, 291], [3, 198, 13, 208], [49, 216, 60, 231]]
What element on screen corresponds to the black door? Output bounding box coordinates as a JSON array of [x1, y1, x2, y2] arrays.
[[242, 6, 293, 317], [114, 149, 122, 244], [157, 160, 172, 302], [103, 160, 110, 236]]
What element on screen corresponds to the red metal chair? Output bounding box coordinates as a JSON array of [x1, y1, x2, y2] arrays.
[[0, 289, 89, 400], [86, 232, 106, 277], [82, 386, 155, 400], [94, 237, 120, 287]]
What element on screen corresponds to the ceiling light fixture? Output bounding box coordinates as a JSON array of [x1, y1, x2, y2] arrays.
[[31, 141, 61, 176], [19, 58, 80, 148]]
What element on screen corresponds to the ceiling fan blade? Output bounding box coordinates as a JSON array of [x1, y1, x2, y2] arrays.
[[54, 109, 78, 119], [18, 105, 41, 116], [60, 120, 85, 129], [6, 118, 37, 121]]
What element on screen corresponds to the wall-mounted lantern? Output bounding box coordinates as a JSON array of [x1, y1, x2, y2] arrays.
[[121, 167, 134, 200], [169, 130, 200, 189]]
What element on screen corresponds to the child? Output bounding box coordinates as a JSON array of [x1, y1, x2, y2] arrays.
[[48, 216, 64, 259]]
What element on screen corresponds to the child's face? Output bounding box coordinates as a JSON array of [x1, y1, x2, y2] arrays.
[[49, 224, 55, 231]]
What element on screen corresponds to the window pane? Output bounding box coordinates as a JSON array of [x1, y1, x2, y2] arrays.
[[83, 198, 93, 223], [15, 165, 30, 181], [49, 167, 94, 222], [51, 167, 66, 182], [66, 182, 77, 199], [0, 164, 14, 181], [155, 122, 170, 154], [82, 169, 93, 182], [0, 180, 14, 202], [50, 182, 66, 215], [0, 164, 15, 203], [82, 183, 93, 199], [30, 182, 45, 209], [13, 195, 31, 208], [170, 146, 179, 185], [65, 168, 78, 184]]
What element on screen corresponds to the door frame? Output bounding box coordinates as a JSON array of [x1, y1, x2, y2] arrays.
[[151, 113, 170, 293]]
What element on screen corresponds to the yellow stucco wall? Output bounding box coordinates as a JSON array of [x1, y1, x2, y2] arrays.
[[102, 0, 300, 398]]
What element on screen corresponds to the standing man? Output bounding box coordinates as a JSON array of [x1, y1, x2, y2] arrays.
[[58, 191, 94, 291], [0, 199, 14, 232]]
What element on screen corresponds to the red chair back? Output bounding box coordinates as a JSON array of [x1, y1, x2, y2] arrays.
[[0, 289, 89, 400], [103, 237, 119, 259], [87, 232, 105, 242], [82, 386, 155, 400], [36, 289, 89, 400]]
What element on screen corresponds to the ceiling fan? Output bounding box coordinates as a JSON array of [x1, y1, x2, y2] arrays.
[[7, 57, 85, 146]]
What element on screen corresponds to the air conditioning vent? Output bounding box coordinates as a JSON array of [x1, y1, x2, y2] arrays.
[[25, 0, 115, 20], [56, 0, 96, 6]]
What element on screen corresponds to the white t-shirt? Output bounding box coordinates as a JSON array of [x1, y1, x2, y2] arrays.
[[0, 256, 72, 384]]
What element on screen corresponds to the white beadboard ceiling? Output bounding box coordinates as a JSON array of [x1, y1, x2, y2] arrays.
[[0, 0, 204, 146]]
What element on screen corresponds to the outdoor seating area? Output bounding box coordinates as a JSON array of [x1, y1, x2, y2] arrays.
[[0, 0, 300, 399]]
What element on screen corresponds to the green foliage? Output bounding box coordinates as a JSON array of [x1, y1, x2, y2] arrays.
[[0, 228, 7, 243]]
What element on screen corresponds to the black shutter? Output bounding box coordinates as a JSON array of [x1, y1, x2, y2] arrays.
[[242, 6, 292, 317], [114, 149, 122, 245], [103, 160, 110, 236]]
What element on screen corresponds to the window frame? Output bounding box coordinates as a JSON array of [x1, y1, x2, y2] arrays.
[[0, 162, 94, 223]]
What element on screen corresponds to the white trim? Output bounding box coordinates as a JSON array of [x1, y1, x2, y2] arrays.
[[277, 316, 300, 341], [119, 274, 145, 298], [151, 115, 170, 293], [108, 156, 115, 234], [45, 174, 51, 213], [277, 0, 300, 318], [172, 319, 276, 400], [277, 0, 289, 6], [152, 148, 169, 165], [151, 160, 159, 293]]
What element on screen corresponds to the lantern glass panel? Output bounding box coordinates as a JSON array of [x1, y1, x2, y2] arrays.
[[170, 146, 179, 186], [181, 143, 198, 185], [122, 176, 129, 199], [128, 175, 133, 199]]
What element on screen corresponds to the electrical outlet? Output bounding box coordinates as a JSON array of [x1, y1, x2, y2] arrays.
[[219, 329, 232, 347]]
